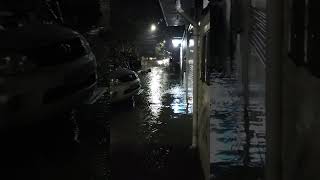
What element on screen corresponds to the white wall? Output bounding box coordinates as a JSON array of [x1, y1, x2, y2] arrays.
[[197, 12, 210, 180]]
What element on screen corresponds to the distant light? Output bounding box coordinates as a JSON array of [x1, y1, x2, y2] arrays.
[[157, 58, 170, 65], [151, 24, 157, 32], [198, 21, 201, 26], [172, 39, 182, 48], [189, 39, 194, 47], [163, 40, 166, 43]]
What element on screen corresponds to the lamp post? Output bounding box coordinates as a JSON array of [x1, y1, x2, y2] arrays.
[[172, 39, 182, 48]]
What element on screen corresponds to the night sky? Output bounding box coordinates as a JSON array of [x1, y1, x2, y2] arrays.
[[0, 0, 184, 56], [110, 0, 182, 56], [111, 0, 163, 37]]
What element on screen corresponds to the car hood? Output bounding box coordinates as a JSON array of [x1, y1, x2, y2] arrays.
[[0, 24, 81, 51]]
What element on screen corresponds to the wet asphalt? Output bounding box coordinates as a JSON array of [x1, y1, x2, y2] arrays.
[[110, 61, 204, 180], [0, 55, 202, 180]]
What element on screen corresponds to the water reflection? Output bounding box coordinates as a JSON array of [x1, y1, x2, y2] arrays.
[[142, 61, 192, 119], [247, 83, 266, 165], [147, 67, 167, 119], [156, 58, 170, 66], [210, 75, 245, 165], [111, 60, 193, 144], [111, 60, 196, 179], [210, 71, 266, 170], [168, 85, 189, 115]]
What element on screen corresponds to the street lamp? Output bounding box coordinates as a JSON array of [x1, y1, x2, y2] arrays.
[[189, 39, 194, 47], [172, 39, 182, 48], [150, 24, 157, 32]]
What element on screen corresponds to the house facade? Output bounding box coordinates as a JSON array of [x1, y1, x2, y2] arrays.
[[159, 0, 211, 179]]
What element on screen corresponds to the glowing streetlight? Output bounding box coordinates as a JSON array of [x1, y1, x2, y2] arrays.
[[150, 24, 157, 32], [189, 39, 194, 47], [172, 39, 182, 48]]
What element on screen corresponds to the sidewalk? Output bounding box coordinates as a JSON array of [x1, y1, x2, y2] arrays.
[[209, 37, 265, 180]]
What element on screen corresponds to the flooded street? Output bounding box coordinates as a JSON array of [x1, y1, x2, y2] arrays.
[[3, 0, 319, 179], [111, 60, 203, 180], [210, 39, 266, 179], [210, 73, 265, 167]]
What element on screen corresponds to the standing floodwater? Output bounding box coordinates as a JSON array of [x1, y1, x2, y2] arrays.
[[110, 59, 203, 180], [210, 38, 266, 180]]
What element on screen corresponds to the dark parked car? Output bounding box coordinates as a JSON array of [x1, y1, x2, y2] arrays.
[[0, 23, 97, 128]]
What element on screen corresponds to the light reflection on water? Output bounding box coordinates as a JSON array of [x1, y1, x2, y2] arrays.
[[111, 60, 197, 178], [147, 67, 167, 119], [132, 61, 193, 142], [168, 85, 189, 115], [210, 73, 266, 167], [142, 62, 193, 119]]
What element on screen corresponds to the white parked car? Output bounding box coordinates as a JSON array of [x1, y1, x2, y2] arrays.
[[110, 68, 142, 103]]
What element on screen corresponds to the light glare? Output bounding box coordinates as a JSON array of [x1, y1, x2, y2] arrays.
[[151, 24, 156, 32], [172, 39, 182, 48], [189, 39, 194, 47]]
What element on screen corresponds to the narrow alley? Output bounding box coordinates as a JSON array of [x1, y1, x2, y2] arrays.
[[111, 60, 203, 180], [2, 0, 320, 180]]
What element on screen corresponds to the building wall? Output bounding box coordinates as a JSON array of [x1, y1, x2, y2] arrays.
[[197, 11, 210, 180], [179, 10, 210, 179], [262, 0, 320, 179], [280, 0, 320, 179], [281, 56, 320, 180]]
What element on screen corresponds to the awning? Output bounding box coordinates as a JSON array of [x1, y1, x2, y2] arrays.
[[158, 0, 194, 27]]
